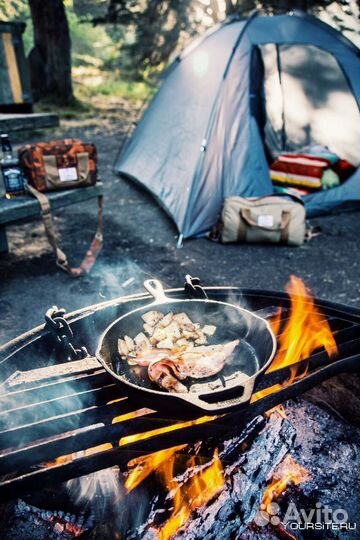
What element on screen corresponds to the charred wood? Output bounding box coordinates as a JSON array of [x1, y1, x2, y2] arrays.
[[127, 413, 296, 540]]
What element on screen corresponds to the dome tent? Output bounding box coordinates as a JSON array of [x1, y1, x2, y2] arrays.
[[115, 12, 360, 242]]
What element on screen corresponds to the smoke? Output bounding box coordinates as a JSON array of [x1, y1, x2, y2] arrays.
[[66, 467, 124, 524], [92, 258, 174, 303]]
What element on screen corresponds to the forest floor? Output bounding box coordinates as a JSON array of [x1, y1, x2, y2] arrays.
[[0, 98, 359, 344]]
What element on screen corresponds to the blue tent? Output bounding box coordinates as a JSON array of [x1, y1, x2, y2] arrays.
[[115, 12, 360, 240]]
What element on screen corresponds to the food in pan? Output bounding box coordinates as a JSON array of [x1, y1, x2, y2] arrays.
[[118, 310, 239, 392]]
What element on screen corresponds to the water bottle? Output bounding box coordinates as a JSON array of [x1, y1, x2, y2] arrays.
[[1, 134, 26, 197]]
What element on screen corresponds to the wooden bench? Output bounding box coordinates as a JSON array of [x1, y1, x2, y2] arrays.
[[0, 112, 59, 132], [0, 183, 103, 253]]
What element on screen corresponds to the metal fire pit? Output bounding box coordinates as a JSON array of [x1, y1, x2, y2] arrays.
[[0, 286, 359, 503]]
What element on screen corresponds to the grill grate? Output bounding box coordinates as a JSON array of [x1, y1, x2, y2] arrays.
[[0, 288, 359, 502]]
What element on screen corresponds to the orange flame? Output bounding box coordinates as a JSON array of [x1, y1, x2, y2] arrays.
[[125, 445, 187, 492], [119, 415, 217, 446], [265, 404, 287, 419], [268, 275, 338, 379], [156, 448, 224, 540], [48, 442, 113, 467], [262, 455, 310, 508], [251, 275, 338, 403], [126, 446, 224, 540]]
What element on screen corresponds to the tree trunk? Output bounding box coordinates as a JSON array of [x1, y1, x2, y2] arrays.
[[28, 0, 73, 105]]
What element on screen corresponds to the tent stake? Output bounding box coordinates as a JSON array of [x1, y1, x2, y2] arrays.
[[176, 234, 184, 248]]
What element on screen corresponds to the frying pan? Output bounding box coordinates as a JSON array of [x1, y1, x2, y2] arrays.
[[96, 279, 277, 414]]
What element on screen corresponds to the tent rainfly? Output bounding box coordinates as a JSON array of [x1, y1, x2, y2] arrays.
[[115, 12, 360, 242]]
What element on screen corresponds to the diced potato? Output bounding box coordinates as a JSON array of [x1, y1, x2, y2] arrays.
[[151, 327, 168, 344], [182, 329, 198, 340], [163, 321, 181, 340], [156, 338, 174, 349], [176, 338, 194, 350], [182, 322, 200, 333], [158, 312, 173, 328], [124, 335, 135, 351], [134, 332, 150, 349], [143, 323, 154, 336], [173, 312, 193, 326], [195, 335, 207, 345], [118, 338, 128, 357], [141, 310, 164, 327], [202, 324, 216, 336]]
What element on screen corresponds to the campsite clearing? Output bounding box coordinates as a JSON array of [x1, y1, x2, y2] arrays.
[[117, 13, 360, 239], [0, 112, 359, 345]]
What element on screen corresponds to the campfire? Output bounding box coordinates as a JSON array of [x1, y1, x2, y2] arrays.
[[1, 277, 359, 539], [111, 276, 337, 539]]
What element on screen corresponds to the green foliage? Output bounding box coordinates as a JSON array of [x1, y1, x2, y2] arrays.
[[0, 0, 33, 52], [91, 0, 196, 80], [0, 0, 28, 20], [75, 75, 155, 102], [67, 4, 117, 67], [2, 0, 358, 108]]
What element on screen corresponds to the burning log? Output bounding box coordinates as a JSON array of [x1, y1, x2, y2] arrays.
[[123, 412, 296, 540]]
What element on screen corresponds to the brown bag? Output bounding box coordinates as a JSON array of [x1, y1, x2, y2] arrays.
[[18, 138, 97, 192], [211, 194, 306, 246], [18, 139, 103, 277]]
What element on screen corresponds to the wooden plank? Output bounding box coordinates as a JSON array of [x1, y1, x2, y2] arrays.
[[0, 34, 12, 104], [0, 182, 103, 226], [0, 112, 59, 132], [2, 33, 22, 104]]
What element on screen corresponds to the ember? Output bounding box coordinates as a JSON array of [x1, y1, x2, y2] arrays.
[[262, 454, 310, 508], [14, 499, 87, 538]]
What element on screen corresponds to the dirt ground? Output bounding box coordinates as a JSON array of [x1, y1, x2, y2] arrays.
[[0, 104, 359, 345]]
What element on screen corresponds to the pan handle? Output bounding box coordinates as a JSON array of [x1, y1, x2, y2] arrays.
[[183, 381, 255, 413], [144, 279, 170, 303]]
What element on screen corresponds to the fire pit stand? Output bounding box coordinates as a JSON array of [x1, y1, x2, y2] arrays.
[[0, 287, 359, 504]]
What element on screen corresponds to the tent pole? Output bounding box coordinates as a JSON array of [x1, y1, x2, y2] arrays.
[[276, 44, 287, 152], [176, 234, 184, 249]]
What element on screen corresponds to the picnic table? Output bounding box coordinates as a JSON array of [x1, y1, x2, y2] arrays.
[[0, 183, 103, 253]]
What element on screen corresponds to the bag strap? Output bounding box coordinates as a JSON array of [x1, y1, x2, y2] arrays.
[[280, 211, 291, 243], [26, 183, 103, 277], [241, 208, 291, 231]]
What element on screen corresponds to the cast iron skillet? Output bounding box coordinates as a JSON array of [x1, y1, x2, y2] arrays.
[[96, 279, 277, 414]]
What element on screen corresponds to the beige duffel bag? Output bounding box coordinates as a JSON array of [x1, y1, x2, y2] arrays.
[[219, 195, 306, 246]]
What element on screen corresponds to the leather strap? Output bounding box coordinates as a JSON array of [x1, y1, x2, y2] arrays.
[[26, 183, 103, 277], [280, 210, 291, 243], [76, 153, 89, 182], [237, 212, 247, 242]]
